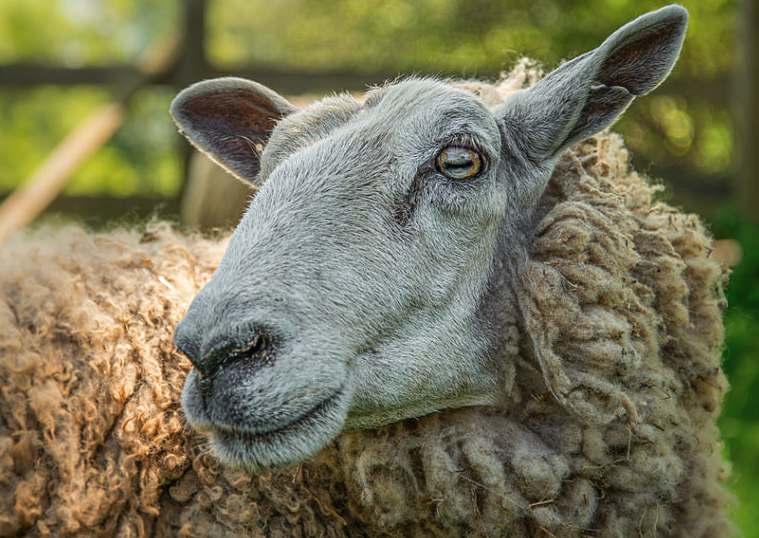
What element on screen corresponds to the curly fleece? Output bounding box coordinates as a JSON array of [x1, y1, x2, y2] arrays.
[[0, 106, 731, 538]]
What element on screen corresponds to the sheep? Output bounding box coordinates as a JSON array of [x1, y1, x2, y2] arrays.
[[0, 5, 731, 538]]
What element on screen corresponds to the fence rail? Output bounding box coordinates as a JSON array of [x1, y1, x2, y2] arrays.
[[0, 63, 734, 104]]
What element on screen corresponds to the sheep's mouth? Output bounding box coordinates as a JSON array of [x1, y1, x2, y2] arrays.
[[216, 388, 342, 437], [205, 387, 349, 471]]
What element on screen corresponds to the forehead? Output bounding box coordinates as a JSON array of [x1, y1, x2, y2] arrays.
[[265, 78, 500, 163], [365, 79, 486, 115], [363, 79, 499, 143]]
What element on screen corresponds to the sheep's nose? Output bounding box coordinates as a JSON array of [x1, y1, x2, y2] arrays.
[[194, 328, 276, 402], [199, 329, 275, 379]]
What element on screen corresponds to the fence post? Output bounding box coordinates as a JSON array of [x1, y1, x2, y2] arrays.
[[176, 0, 208, 87], [175, 0, 209, 200], [736, 0, 759, 217]]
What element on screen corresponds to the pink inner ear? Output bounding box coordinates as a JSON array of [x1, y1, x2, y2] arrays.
[[598, 20, 682, 95], [181, 89, 284, 138], [173, 85, 293, 185]]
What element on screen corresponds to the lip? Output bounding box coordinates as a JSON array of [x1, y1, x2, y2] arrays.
[[193, 384, 350, 471], [214, 387, 345, 438]]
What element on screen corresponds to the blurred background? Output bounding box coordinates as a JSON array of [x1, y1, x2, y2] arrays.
[[0, 0, 755, 534]]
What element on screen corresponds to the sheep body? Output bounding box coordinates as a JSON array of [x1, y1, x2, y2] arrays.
[[0, 123, 730, 536]]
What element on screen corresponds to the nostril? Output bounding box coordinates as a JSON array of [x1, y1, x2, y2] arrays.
[[184, 327, 278, 408], [200, 328, 277, 381], [221, 331, 276, 370]]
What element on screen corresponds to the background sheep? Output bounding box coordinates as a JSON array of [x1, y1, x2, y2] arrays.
[[1, 6, 731, 538]]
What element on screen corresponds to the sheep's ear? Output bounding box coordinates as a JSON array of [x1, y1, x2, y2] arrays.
[[496, 5, 687, 161], [170, 77, 297, 186]]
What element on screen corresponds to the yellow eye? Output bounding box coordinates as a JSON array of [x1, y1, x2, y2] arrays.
[[436, 145, 484, 180]]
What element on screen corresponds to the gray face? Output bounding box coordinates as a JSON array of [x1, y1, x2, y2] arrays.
[[171, 6, 688, 471]]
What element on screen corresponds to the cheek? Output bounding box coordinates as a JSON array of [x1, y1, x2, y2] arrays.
[[421, 169, 507, 228], [412, 205, 502, 304], [427, 192, 502, 258], [399, 235, 490, 314]]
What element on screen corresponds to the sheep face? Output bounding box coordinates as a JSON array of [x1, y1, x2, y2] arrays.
[[174, 81, 508, 470], [171, 5, 688, 471]]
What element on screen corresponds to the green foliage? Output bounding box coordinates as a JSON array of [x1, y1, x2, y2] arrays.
[[0, 86, 106, 190], [0, 86, 181, 196], [0, 0, 176, 64], [617, 97, 734, 178], [714, 210, 759, 537], [0, 0, 180, 197], [209, 0, 735, 78]]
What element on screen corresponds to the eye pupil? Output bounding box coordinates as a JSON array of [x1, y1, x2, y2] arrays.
[[436, 145, 483, 179]]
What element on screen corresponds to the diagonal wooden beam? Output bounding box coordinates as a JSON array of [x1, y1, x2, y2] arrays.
[[0, 36, 180, 244]]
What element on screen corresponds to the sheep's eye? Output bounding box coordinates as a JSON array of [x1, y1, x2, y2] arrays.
[[436, 145, 484, 180]]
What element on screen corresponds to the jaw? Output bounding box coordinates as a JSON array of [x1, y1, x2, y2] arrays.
[[344, 300, 504, 431], [344, 391, 500, 431], [181, 371, 351, 471]]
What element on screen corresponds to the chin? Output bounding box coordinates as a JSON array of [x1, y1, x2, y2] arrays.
[[182, 371, 350, 471]]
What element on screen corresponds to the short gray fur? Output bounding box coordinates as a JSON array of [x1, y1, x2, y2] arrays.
[[171, 5, 688, 471]]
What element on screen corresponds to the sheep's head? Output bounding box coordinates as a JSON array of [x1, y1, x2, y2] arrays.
[[171, 6, 688, 471]]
